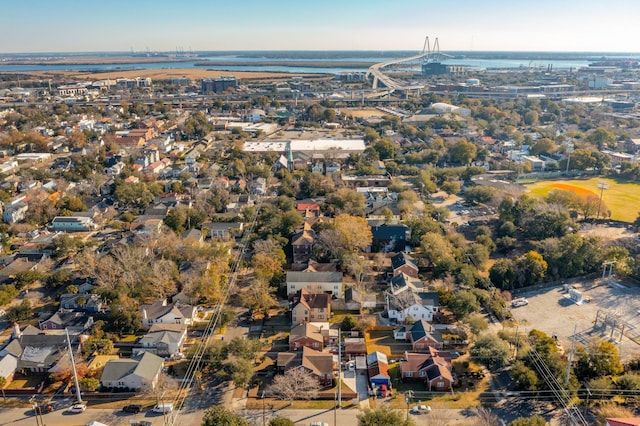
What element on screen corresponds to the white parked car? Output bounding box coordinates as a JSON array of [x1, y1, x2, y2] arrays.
[[67, 403, 87, 413], [511, 298, 528, 307], [410, 405, 431, 415]]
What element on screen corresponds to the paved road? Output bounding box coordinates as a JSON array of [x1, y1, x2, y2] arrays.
[[0, 405, 490, 426]]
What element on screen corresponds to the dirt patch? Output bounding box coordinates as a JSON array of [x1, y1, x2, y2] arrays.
[[343, 108, 384, 118], [548, 183, 598, 198]]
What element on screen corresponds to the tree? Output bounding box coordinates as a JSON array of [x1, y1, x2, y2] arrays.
[[201, 406, 248, 426], [420, 232, 457, 273], [463, 186, 495, 204], [471, 333, 511, 368], [267, 367, 320, 403], [269, 418, 295, 426], [241, 279, 277, 320], [341, 314, 357, 331], [441, 180, 461, 196], [357, 406, 415, 426], [83, 338, 114, 356], [342, 252, 367, 288], [448, 290, 480, 319], [79, 377, 100, 391], [475, 407, 500, 426], [530, 138, 557, 156], [587, 127, 616, 149], [523, 111, 539, 126], [511, 360, 539, 391], [6, 299, 32, 322], [228, 357, 254, 388], [575, 338, 623, 381], [514, 251, 547, 288], [509, 416, 547, 426], [334, 214, 373, 252], [448, 139, 477, 165], [463, 313, 488, 335], [327, 188, 366, 216]]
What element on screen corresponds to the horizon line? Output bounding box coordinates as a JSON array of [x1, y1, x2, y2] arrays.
[[2, 49, 640, 55]]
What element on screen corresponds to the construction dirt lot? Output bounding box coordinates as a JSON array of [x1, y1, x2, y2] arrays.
[[510, 278, 640, 361]]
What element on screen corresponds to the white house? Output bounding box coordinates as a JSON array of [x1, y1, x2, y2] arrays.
[[140, 299, 196, 328], [51, 216, 97, 232], [286, 271, 344, 298], [387, 289, 439, 323], [100, 352, 164, 390], [135, 324, 187, 357]]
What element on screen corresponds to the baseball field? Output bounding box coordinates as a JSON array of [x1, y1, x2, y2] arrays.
[[525, 177, 640, 223]]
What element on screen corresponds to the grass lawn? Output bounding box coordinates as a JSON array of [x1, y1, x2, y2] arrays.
[[526, 177, 640, 222], [7, 376, 43, 389], [365, 331, 413, 358]]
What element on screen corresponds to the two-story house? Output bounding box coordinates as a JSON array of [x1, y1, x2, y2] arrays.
[[291, 222, 315, 264], [286, 271, 343, 298], [291, 289, 331, 324], [135, 324, 187, 357], [391, 252, 419, 278], [59, 293, 103, 313], [140, 299, 196, 329]]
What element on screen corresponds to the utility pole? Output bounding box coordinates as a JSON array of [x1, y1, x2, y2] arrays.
[[65, 328, 82, 405], [405, 390, 414, 420], [565, 142, 574, 175], [565, 325, 578, 387], [262, 391, 266, 426], [596, 180, 608, 220], [337, 327, 341, 410]]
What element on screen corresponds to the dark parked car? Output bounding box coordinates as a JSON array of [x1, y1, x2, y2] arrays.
[[122, 404, 143, 414]]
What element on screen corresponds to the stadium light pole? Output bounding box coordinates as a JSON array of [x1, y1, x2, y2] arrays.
[[596, 180, 608, 220]]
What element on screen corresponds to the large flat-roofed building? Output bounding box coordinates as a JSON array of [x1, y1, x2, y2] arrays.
[[201, 76, 238, 93], [51, 216, 97, 232], [243, 139, 366, 159]]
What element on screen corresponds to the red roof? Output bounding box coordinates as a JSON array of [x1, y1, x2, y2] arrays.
[[297, 203, 320, 211], [607, 419, 640, 426]]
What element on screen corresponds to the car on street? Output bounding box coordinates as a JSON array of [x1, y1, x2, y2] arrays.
[[122, 404, 143, 413], [67, 403, 87, 413], [410, 405, 431, 415]]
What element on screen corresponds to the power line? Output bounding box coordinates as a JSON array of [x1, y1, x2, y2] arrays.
[[168, 192, 266, 426]]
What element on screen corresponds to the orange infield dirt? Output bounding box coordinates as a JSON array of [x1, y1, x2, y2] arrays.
[[548, 183, 598, 198]]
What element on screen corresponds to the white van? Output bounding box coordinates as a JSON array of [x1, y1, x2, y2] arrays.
[[152, 403, 173, 413]]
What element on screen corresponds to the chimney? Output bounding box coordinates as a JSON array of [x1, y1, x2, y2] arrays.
[[142, 308, 148, 321], [12, 322, 21, 339]]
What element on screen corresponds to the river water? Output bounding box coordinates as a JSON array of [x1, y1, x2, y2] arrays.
[[1, 53, 638, 74]]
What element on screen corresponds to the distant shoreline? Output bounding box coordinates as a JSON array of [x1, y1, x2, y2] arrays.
[[193, 60, 375, 69], [0, 57, 192, 66]]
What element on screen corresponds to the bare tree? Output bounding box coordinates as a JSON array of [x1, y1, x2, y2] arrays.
[[267, 367, 319, 403], [473, 407, 500, 426], [315, 228, 343, 260], [342, 252, 368, 290]]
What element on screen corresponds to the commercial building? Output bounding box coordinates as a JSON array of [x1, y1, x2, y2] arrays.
[[201, 76, 238, 93]]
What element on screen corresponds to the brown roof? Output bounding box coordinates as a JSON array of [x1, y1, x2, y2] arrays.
[[301, 346, 334, 376], [294, 289, 330, 311], [277, 351, 300, 369], [344, 337, 366, 354], [290, 323, 323, 344]]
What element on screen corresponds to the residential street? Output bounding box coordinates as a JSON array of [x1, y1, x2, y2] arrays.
[[0, 405, 479, 426]]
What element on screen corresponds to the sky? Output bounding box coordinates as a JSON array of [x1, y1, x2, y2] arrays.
[[1, 0, 639, 53]]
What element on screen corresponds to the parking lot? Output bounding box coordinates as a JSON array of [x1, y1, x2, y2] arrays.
[[510, 278, 640, 361]]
